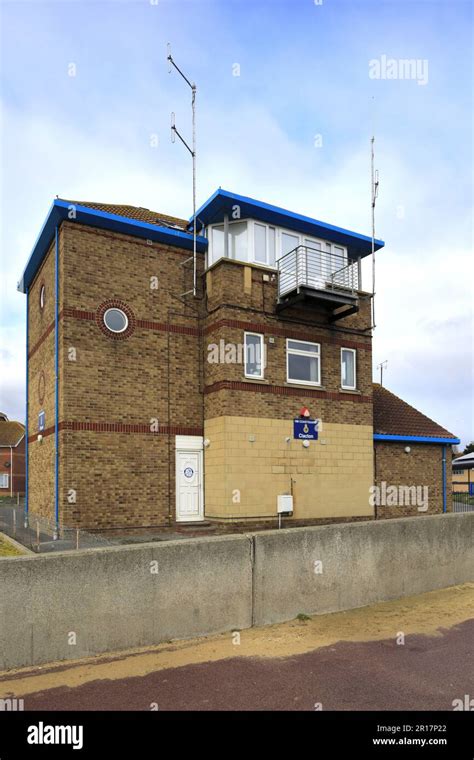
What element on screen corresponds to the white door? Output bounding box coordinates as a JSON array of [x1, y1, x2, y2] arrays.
[[176, 440, 203, 522]]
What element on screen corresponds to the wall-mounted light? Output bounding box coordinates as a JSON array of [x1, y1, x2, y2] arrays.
[[203, 438, 210, 448], [404, 446, 411, 453], [303, 440, 310, 448], [37, 434, 43, 444]]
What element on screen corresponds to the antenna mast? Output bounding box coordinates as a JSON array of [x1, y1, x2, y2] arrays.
[[371, 136, 379, 330], [168, 43, 197, 298], [377, 360, 388, 386]]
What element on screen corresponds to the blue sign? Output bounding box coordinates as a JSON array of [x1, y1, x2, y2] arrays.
[[38, 410, 45, 432], [293, 419, 318, 440]]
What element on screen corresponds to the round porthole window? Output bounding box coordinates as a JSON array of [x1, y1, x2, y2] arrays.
[[103, 308, 129, 334], [39, 284, 45, 310]]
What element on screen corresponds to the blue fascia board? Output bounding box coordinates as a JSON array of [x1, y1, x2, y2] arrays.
[[191, 188, 385, 261], [18, 200, 208, 294], [374, 433, 460, 445]]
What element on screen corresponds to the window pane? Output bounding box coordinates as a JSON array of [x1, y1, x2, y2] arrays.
[[304, 238, 322, 251], [229, 222, 248, 261], [245, 334, 263, 377], [211, 225, 225, 263], [342, 350, 355, 387], [268, 227, 276, 267], [288, 340, 318, 354], [288, 353, 318, 383], [281, 232, 299, 257], [254, 224, 267, 263]]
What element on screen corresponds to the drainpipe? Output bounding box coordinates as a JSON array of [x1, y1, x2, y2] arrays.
[[9, 446, 13, 498], [442, 444, 447, 513], [25, 287, 29, 528], [54, 226, 59, 539]]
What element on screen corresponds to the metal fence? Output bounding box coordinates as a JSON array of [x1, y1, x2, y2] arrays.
[[0, 498, 114, 553], [452, 492, 474, 513], [278, 245, 359, 299]]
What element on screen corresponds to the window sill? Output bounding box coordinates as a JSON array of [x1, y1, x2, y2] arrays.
[[339, 387, 361, 395], [243, 377, 269, 384], [285, 382, 326, 391]]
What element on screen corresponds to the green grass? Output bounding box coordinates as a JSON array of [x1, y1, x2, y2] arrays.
[[0, 535, 23, 557]]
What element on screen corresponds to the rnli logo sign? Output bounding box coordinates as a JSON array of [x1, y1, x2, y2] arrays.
[[293, 419, 318, 440]]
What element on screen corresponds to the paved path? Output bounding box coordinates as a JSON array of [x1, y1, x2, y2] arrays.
[[11, 620, 473, 711]]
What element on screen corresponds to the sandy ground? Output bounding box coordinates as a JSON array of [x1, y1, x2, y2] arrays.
[[1, 583, 472, 701]]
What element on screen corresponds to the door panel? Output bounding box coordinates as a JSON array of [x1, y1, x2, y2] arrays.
[[176, 449, 203, 522]]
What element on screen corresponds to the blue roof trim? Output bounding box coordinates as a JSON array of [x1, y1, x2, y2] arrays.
[[374, 433, 460, 445], [18, 200, 208, 293], [191, 188, 385, 261]]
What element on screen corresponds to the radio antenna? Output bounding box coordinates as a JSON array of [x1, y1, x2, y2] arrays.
[[371, 135, 379, 330], [376, 359, 388, 386], [167, 43, 197, 298]]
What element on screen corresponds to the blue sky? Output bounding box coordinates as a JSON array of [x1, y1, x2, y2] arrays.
[[0, 0, 472, 447]]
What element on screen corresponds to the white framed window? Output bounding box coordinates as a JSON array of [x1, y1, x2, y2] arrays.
[[209, 221, 249, 266], [206, 220, 347, 271], [287, 339, 320, 385], [0, 474, 9, 488], [103, 308, 128, 334], [244, 332, 264, 379], [341, 347, 357, 390]]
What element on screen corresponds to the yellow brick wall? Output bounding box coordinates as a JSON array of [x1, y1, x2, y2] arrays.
[[204, 416, 374, 520]]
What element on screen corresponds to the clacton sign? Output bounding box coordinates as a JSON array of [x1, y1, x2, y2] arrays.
[[293, 419, 318, 440]]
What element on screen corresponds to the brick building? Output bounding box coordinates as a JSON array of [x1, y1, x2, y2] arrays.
[[0, 413, 26, 497], [18, 189, 459, 532], [373, 384, 459, 517], [452, 452, 474, 495]]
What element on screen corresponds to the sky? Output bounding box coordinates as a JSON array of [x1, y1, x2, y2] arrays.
[[0, 0, 472, 448]]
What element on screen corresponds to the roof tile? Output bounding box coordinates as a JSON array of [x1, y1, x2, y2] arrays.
[[60, 200, 189, 231], [0, 420, 25, 446], [373, 384, 457, 440]]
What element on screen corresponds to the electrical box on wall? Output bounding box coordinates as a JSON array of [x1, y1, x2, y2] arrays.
[[277, 494, 293, 514]]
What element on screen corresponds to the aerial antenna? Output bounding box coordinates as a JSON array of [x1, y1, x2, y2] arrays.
[[371, 134, 380, 330], [167, 43, 197, 298], [377, 360, 388, 386]]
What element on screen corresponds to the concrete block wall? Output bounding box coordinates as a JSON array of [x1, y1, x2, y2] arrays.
[[0, 513, 472, 671]]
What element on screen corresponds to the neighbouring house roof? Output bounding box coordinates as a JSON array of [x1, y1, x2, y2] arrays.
[[452, 452, 474, 468], [192, 188, 385, 261], [18, 199, 208, 293], [373, 384, 459, 444], [0, 420, 25, 447]]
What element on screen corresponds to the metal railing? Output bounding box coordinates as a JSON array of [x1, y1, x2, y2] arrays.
[[277, 245, 359, 299], [0, 498, 114, 553], [452, 492, 474, 513]]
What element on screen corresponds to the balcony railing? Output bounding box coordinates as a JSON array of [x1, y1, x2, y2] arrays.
[[277, 245, 359, 301]]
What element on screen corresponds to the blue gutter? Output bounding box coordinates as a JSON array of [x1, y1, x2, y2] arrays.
[[442, 444, 447, 513], [24, 288, 29, 528], [373, 433, 460, 445], [18, 200, 208, 294], [54, 226, 59, 537], [191, 188, 385, 261]]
